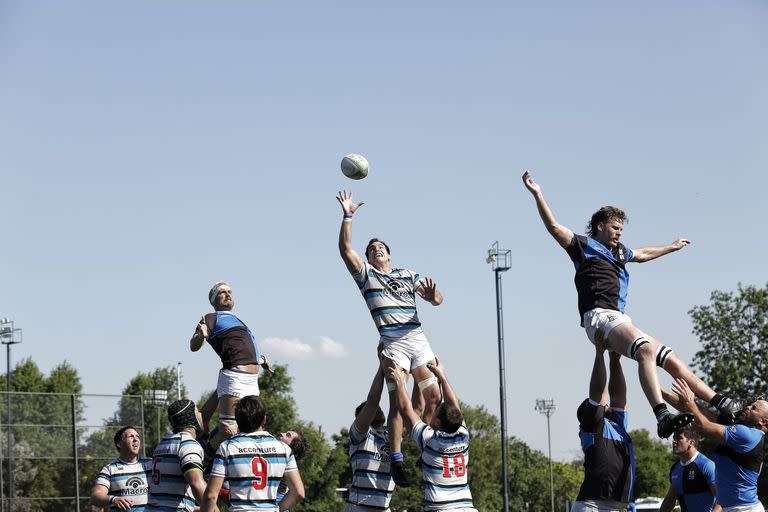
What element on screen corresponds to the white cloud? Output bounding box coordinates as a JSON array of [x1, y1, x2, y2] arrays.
[[261, 337, 314, 360], [318, 336, 348, 358]]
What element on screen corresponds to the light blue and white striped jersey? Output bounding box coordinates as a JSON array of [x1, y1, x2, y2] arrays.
[[146, 432, 203, 512], [351, 262, 425, 339], [210, 430, 298, 512], [412, 421, 475, 511], [347, 422, 395, 510], [94, 457, 152, 511]]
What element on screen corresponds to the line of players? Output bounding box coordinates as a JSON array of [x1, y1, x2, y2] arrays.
[[90, 189, 479, 511], [92, 175, 764, 512]]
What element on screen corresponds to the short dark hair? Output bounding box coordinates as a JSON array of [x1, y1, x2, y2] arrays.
[[289, 430, 310, 461], [436, 403, 464, 433], [235, 395, 266, 433], [586, 206, 627, 237], [676, 423, 700, 446], [366, 238, 391, 258], [113, 426, 138, 451]]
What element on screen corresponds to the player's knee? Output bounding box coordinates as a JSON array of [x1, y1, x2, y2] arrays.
[[655, 345, 674, 369], [629, 337, 652, 361]]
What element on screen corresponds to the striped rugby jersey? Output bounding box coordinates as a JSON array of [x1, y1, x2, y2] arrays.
[[347, 422, 395, 510], [94, 457, 152, 511], [412, 421, 475, 511], [146, 432, 203, 511], [351, 261, 425, 339], [210, 431, 297, 511]]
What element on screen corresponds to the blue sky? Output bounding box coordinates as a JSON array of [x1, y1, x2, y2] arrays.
[[1, 2, 766, 461]]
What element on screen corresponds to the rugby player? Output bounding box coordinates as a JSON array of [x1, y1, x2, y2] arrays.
[[146, 399, 212, 512], [201, 395, 304, 512], [389, 360, 477, 512], [660, 424, 719, 512], [522, 170, 737, 437], [337, 189, 443, 485], [91, 426, 152, 511]]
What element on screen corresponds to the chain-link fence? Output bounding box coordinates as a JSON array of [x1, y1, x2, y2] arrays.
[[0, 391, 145, 511]]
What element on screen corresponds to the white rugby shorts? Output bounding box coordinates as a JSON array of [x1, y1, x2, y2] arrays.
[[217, 368, 259, 398], [571, 500, 631, 512], [721, 504, 765, 512], [583, 308, 634, 347], [380, 331, 435, 371]]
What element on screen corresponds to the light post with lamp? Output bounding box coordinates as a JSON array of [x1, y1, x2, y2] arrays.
[[535, 398, 556, 512], [0, 318, 22, 512], [486, 242, 511, 512], [144, 389, 168, 446]]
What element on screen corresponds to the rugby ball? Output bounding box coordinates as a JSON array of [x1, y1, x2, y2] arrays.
[[341, 154, 369, 180]]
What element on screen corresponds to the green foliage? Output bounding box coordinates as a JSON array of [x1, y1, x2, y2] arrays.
[[629, 429, 674, 499], [689, 283, 768, 398]]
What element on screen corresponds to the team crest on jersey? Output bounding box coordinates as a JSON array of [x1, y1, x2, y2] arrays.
[[687, 469, 696, 480]]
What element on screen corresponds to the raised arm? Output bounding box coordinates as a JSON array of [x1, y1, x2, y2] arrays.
[[201, 475, 223, 512], [353, 365, 386, 432], [427, 360, 459, 411], [278, 471, 305, 511], [659, 484, 678, 512], [416, 277, 443, 306], [387, 365, 421, 431], [608, 351, 627, 410], [521, 171, 574, 249], [630, 239, 690, 263], [588, 344, 608, 404], [190, 315, 209, 352], [672, 378, 725, 441], [336, 190, 365, 274]]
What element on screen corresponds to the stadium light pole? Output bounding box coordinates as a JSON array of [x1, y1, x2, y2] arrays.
[[144, 389, 168, 446], [487, 242, 511, 512], [535, 398, 556, 512], [0, 318, 21, 512]]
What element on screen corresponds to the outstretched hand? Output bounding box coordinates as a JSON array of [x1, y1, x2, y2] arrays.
[[419, 278, 438, 302], [426, 357, 445, 382], [521, 170, 541, 195], [336, 190, 364, 217], [196, 316, 209, 339], [671, 378, 696, 411], [671, 239, 691, 251]]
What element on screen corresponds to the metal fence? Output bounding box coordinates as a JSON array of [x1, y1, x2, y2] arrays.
[[0, 391, 145, 512]]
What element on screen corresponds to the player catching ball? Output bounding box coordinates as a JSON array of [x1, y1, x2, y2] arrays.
[[336, 189, 443, 486], [522, 170, 738, 437]]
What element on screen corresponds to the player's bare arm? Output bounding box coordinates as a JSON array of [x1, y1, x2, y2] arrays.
[[186, 468, 214, 512], [336, 190, 365, 273], [672, 378, 725, 441], [200, 474, 223, 512], [91, 484, 132, 511], [427, 360, 459, 411], [416, 278, 443, 306], [588, 345, 608, 405], [278, 471, 305, 511], [522, 170, 574, 249], [659, 484, 678, 512], [190, 316, 208, 352], [354, 365, 386, 432], [388, 366, 420, 431], [631, 239, 691, 263], [608, 352, 627, 410]]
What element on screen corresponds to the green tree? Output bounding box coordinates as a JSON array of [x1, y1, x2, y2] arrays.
[[630, 429, 674, 499], [690, 283, 768, 398]]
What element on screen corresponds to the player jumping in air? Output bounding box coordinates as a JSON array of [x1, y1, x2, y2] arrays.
[[336, 189, 443, 486], [522, 170, 737, 438]]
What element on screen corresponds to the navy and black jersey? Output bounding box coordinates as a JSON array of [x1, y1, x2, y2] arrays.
[[576, 400, 635, 503], [202, 311, 260, 369], [565, 235, 634, 324], [713, 424, 764, 507], [669, 452, 716, 512]]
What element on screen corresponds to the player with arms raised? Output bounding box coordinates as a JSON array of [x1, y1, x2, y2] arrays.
[[336, 189, 443, 486], [522, 170, 738, 437]]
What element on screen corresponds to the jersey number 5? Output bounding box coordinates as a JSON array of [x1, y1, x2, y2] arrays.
[[441, 454, 466, 478], [152, 457, 162, 485], [251, 456, 269, 490]]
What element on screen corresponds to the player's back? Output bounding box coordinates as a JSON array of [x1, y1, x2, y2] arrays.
[[146, 432, 202, 511], [414, 422, 475, 511], [211, 431, 297, 512]]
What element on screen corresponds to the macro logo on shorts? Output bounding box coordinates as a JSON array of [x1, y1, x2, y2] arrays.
[[122, 477, 148, 496]]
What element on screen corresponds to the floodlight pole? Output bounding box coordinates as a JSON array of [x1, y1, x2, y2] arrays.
[[487, 242, 511, 512], [144, 389, 168, 446], [536, 398, 556, 512], [176, 362, 182, 400], [0, 319, 21, 512]]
